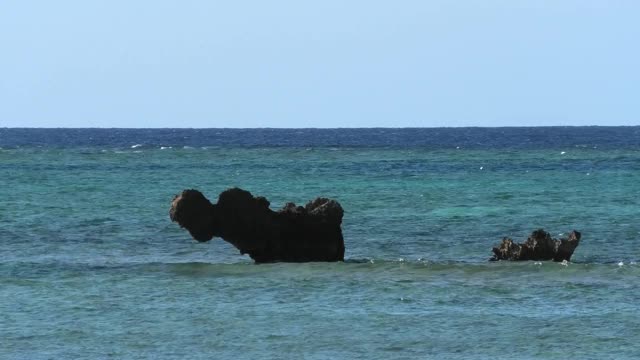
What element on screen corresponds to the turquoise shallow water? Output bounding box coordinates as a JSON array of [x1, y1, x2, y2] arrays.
[[1, 128, 639, 359]]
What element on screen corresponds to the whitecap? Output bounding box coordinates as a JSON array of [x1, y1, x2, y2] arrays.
[[131, 144, 142, 148], [618, 261, 624, 267], [560, 151, 566, 155], [560, 260, 569, 266], [160, 146, 172, 150]]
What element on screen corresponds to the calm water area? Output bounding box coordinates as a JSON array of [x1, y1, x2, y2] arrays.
[[1, 127, 639, 359]]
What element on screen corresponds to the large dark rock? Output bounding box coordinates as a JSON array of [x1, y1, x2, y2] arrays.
[[491, 229, 581, 262], [170, 188, 345, 263]]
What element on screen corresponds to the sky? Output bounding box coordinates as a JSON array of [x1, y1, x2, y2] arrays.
[[0, 0, 638, 128]]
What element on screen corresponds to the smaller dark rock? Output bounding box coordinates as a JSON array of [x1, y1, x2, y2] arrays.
[[491, 229, 581, 262]]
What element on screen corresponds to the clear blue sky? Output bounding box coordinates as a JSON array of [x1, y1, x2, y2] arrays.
[[1, 1, 638, 128]]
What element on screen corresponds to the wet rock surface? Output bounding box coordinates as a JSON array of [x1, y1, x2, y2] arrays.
[[170, 188, 345, 263], [491, 229, 581, 262]]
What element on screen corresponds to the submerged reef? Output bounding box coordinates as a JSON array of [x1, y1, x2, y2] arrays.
[[170, 188, 344, 263], [491, 229, 581, 262]]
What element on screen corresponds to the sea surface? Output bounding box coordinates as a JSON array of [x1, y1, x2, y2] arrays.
[[1, 127, 639, 359]]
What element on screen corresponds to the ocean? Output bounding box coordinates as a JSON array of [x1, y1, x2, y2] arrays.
[[1, 127, 639, 359]]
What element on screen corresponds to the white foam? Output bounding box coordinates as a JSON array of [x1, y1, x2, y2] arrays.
[[561, 151, 566, 155], [160, 146, 172, 150], [131, 144, 142, 148]]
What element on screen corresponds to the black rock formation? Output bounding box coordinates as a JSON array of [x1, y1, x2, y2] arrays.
[[170, 188, 345, 263], [491, 229, 581, 262]]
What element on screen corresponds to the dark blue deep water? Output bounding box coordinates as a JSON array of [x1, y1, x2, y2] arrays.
[[3, 126, 639, 149], [1, 127, 639, 359]]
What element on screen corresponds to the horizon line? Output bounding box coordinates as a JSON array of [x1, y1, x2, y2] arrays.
[[2, 125, 639, 130]]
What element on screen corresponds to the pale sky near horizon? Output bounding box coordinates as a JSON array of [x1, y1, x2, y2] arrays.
[[0, 1, 638, 128]]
